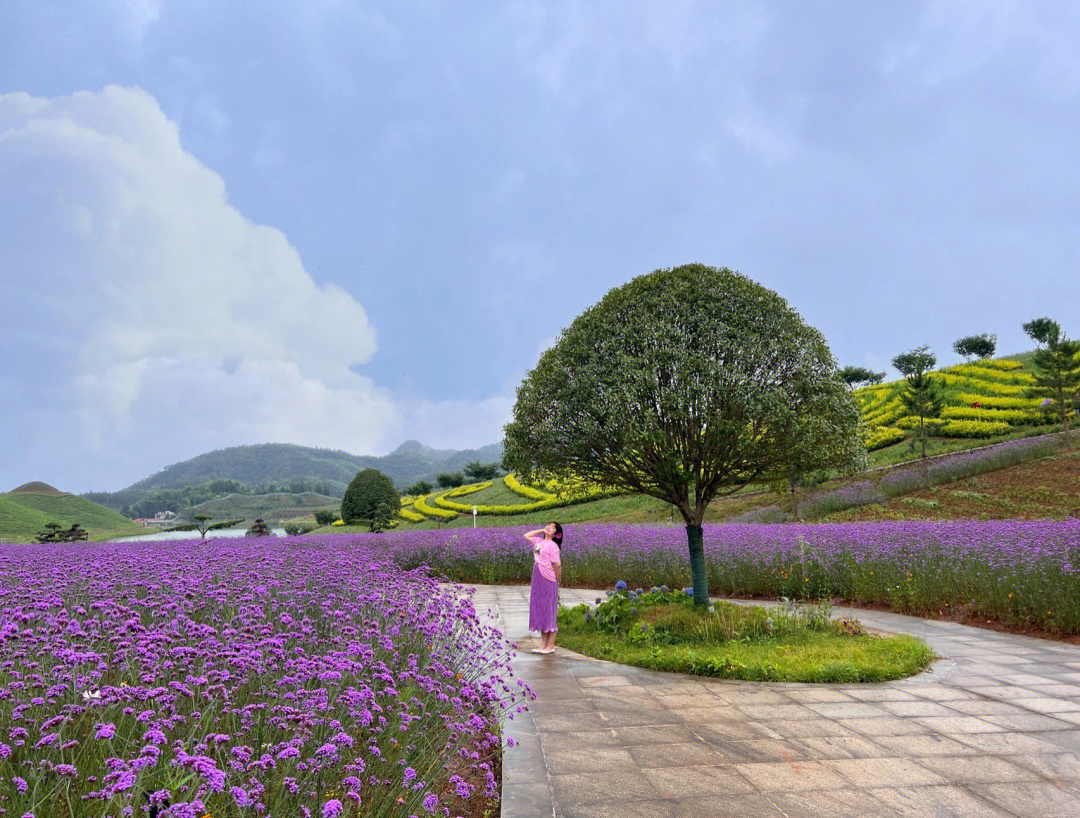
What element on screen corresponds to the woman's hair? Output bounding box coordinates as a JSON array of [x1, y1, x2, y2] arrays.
[[550, 522, 563, 549]]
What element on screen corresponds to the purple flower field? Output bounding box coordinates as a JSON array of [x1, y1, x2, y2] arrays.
[[0, 540, 528, 817], [370, 519, 1080, 633]]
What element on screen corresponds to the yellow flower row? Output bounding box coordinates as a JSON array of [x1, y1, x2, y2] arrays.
[[398, 508, 425, 523], [954, 393, 1043, 410], [944, 363, 1033, 385], [445, 481, 494, 498], [941, 406, 1037, 425], [938, 419, 1012, 437], [864, 425, 906, 451], [504, 473, 556, 501], [413, 494, 458, 519], [939, 373, 1028, 395]]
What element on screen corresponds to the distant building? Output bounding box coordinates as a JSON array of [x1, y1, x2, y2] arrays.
[[139, 511, 176, 528]]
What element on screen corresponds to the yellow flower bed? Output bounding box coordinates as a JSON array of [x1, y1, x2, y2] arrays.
[[895, 416, 946, 431], [504, 473, 556, 501], [864, 426, 906, 451], [954, 393, 1043, 410], [941, 406, 1037, 425], [863, 398, 905, 427], [413, 494, 457, 519], [398, 508, 425, 523], [969, 359, 1023, 371], [938, 419, 1012, 438], [940, 374, 1028, 395], [947, 363, 1032, 383], [445, 481, 493, 498], [331, 519, 345, 527]]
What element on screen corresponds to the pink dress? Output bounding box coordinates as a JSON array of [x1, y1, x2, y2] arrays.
[[528, 536, 560, 632]]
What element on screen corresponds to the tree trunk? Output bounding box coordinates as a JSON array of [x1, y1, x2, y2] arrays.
[[687, 524, 708, 606]]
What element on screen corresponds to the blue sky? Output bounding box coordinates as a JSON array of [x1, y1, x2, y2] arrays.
[[2, 1, 1079, 492]]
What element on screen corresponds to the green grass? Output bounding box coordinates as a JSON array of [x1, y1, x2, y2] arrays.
[[0, 493, 141, 543], [556, 592, 934, 683]]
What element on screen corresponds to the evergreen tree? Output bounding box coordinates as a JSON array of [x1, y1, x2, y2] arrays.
[[892, 346, 944, 459], [953, 333, 997, 360], [1023, 317, 1080, 448], [341, 469, 400, 531]]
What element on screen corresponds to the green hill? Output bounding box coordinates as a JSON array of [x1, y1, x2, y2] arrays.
[[98, 440, 503, 498], [179, 492, 340, 523], [0, 488, 141, 543]]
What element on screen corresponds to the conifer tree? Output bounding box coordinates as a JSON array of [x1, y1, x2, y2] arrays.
[[892, 346, 944, 459], [1023, 318, 1080, 448]]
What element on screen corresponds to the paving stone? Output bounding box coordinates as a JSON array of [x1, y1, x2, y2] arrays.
[[1035, 729, 1080, 752], [1004, 751, 1080, 782], [669, 793, 784, 817], [978, 782, 1080, 818], [532, 712, 610, 732], [912, 715, 1005, 734], [836, 717, 931, 737], [806, 702, 892, 719], [880, 700, 963, 718], [758, 718, 858, 739], [641, 764, 756, 798], [872, 734, 978, 757], [559, 800, 680, 818], [625, 741, 724, 768], [734, 760, 851, 791], [550, 770, 663, 806], [737, 703, 819, 721], [694, 719, 786, 742], [794, 735, 893, 759], [704, 738, 810, 763], [543, 746, 637, 775], [769, 788, 900, 817], [539, 730, 620, 753], [951, 731, 1065, 755], [609, 724, 701, 746], [915, 754, 1041, 784], [825, 757, 947, 787], [981, 712, 1074, 731], [869, 785, 1016, 817]]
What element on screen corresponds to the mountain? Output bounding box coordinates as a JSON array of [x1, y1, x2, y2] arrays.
[[0, 483, 140, 543], [113, 440, 503, 495]]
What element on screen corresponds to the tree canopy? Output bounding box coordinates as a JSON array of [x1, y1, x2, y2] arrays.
[[953, 333, 997, 360], [341, 469, 400, 531], [503, 264, 862, 604], [1023, 317, 1080, 448], [892, 346, 944, 459], [838, 366, 885, 389]]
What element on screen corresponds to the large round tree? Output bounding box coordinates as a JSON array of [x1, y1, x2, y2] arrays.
[[503, 264, 863, 605], [341, 468, 400, 531]]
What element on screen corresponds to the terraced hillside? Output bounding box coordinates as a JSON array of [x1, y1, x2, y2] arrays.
[[857, 357, 1056, 453]]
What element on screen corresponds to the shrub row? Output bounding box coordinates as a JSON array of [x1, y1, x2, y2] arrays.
[[946, 363, 1033, 384], [414, 494, 458, 519], [940, 373, 1028, 395], [954, 393, 1043, 410], [446, 481, 493, 498], [398, 508, 425, 523], [938, 419, 1013, 438], [941, 406, 1037, 425], [864, 426, 906, 451], [504, 473, 556, 501]]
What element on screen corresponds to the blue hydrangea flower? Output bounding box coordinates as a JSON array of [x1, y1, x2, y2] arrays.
[[660, 585, 670, 593], [615, 580, 627, 592]]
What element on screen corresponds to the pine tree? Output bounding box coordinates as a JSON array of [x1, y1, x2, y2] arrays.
[[892, 346, 944, 459], [1023, 318, 1080, 449]]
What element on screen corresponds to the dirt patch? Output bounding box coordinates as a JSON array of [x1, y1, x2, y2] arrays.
[[822, 449, 1080, 522]]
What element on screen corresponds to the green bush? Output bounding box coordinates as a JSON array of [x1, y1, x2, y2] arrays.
[[313, 510, 337, 526], [283, 518, 316, 536]]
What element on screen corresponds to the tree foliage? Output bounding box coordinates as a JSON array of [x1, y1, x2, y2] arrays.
[[436, 472, 465, 488], [892, 346, 944, 459], [838, 366, 885, 389], [404, 480, 434, 497], [953, 333, 997, 360], [1023, 317, 1080, 448], [193, 514, 213, 538], [503, 264, 862, 604], [463, 461, 501, 481], [341, 469, 400, 531]]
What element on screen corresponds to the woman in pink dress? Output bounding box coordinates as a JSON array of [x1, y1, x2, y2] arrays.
[[525, 522, 563, 654]]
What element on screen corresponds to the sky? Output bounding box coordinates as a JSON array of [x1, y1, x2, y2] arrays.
[[2, 1, 1079, 492]]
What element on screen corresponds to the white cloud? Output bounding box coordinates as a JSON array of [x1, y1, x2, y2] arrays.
[[0, 86, 407, 488]]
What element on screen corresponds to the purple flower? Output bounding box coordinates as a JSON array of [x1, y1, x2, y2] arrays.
[[322, 800, 343, 818]]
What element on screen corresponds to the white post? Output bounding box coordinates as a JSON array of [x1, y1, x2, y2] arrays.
[[472, 506, 478, 528]]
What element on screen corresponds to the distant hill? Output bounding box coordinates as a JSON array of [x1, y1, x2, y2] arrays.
[[115, 440, 503, 495], [178, 492, 341, 523], [0, 485, 140, 543]]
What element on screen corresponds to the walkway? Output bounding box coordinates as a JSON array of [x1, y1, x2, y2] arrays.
[[470, 585, 1080, 818]]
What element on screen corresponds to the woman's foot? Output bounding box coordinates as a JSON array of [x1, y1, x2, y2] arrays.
[[536, 647, 554, 654]]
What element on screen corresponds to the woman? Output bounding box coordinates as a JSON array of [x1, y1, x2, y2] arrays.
[[525, 522, 563, 654]]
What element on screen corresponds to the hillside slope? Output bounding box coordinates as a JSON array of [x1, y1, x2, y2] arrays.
[[179, 492, 340, 523], [0, 492, 141, 543], [94, 440, 503, 498]]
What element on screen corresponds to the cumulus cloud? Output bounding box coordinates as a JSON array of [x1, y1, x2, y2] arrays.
[[0, 86, 409, 489]]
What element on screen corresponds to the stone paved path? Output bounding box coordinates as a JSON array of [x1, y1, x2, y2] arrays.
[[470, 585, 1080, 818]]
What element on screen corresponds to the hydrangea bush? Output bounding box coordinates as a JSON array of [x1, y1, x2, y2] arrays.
[[0, 540, 529, 817]]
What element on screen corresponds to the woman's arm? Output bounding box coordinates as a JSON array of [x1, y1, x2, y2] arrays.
[[554, 564, 562, 583], [524, 528, 545, 540]]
